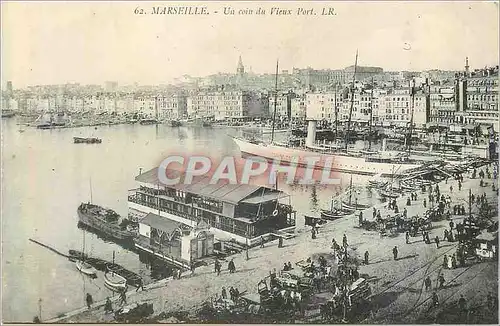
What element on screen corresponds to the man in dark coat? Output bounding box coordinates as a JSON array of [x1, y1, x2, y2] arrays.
[[228, 259, 236, 273], [392, 246, 398, 260], [86, 293, 93, 309]]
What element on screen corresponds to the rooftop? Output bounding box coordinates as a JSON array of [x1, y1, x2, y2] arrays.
[[135, 167, 287, 205], [140, 212, 190, 235]]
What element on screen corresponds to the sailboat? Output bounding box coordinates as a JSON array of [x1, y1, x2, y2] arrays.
[[75, 229, 97, 277], [76, 178, 98, 277], [341, 174, 371, 210], [104, 251, 127, 291], [231, 52, 422, 177], [378, 166, 401, 199]]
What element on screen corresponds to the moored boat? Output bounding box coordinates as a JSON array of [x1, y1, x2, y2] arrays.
[[378, 187, 401, 199], [139, 118, 158, 125], [170, 120, 182, 127], [104, 271, 127, 291], [341, 200, 372, 211], [77, 203, 135, 242], [76, 259, 97, 277], [74, 137, 102, 144], [320, 208, 355, 220]]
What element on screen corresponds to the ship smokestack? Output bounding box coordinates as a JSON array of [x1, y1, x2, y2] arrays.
[[306, 120, 317, 147]]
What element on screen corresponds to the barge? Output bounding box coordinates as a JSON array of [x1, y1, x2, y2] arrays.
[[77, 203, 135, 243], [74, 137, 102, 144]]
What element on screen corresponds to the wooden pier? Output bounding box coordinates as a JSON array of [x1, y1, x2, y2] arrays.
[[67, 250, 143, 287]]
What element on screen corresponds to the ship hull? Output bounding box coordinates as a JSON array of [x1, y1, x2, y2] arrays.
[[77, 206, 134, 242], [232, 137, 421, 177]]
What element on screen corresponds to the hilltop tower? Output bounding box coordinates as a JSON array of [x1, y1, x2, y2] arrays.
[[237, 55, 245, 75]]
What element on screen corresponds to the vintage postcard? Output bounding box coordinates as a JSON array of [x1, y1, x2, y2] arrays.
[[1, 1, 498, 324]]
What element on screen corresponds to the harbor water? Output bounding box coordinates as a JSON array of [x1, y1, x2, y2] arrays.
[[1, 119, 373, 322]]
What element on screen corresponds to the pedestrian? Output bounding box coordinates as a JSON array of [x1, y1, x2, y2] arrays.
[[392, 246, 398, 260], [435, 236, 440, 248], [190, 262, 196, 274], [364, 250, 369, 265], [405, 231, 410, 244], [372, 208, 377, 219], [424, 276, 432, 291], [407, 197, 411, 206], [136, 278, 145, 292], [458, 294, 466, 311], [229, 287, 236, 301], [443, 254, 448, 268], [458, 181, 462, 191], [221, 287, 227, 299], [443, 229, 449, 241], [423, 198, 427, 208], [215, 260, 221, 276], [260, 236, 265, 248], [438, 274, 445, 289], [451, 254, 457, 268], [119, 290, 127, 305], [343, 234, 348, 248], [86, 293, 93, 310], [450, 185, 453, 193], [403, 207, 407, 218], [311, 227, 316, 239], [359, 211, 363, 226], [432, 292, 439, 307], [278, 236, 283, 248], [228, 258, 236, 273], [104, 297, 113, 314]]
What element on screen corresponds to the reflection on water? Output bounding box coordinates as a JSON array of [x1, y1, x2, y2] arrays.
[[1, 119, 374, 322]]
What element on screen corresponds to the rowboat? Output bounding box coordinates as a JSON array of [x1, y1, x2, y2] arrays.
[[76, 260, 97, 277], [320, 208, 355, 220], [341, 200, 372, 211], [104, 272, 127, 291], [378, 188, 401, 199]]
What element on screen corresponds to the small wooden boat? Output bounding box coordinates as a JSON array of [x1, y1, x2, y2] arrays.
[[320, 208, 355, 220], [341, 200, 372, 211], [76, 260, 97, 277], [378, 188, 401, 199], [104, 272, 127, 290], [74, 137, 102, 144], [170, 120, 182, 127]]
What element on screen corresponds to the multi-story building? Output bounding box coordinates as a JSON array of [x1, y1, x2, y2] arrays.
[[290, 95, 306, 122], [269, 91, 295, 119], [376, 87, 429, 127], [306, 92, 337, 121], [187, 88, 268, 120], [158, 94, 187, 120], [455, 63, 499, 132], [429, 86, 455, 125], [340, 89, 375, 124]]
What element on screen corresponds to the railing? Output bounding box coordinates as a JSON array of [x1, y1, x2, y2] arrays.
[[128, 196, 198, 222]]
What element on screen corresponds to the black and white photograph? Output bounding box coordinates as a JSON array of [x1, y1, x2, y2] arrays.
[[1, 1, 498, 324]]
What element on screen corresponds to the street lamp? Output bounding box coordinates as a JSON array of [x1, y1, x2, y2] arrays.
[[245, 231, 249, 261]]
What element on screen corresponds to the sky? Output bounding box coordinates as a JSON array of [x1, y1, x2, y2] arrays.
[[1, 1, 499, 88]]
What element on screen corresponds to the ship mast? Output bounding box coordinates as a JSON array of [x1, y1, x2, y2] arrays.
[[345, 50, 358, 150], [348, 173, 353, 205], [368, 77, 374, 150], [271, 60, 279, 144], [406, 79, 415, 154]]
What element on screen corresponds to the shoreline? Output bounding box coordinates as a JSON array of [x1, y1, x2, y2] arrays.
[[44, 169, 498, 323]]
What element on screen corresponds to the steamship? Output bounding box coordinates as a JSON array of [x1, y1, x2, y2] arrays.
[[232, 132, 422, 177]]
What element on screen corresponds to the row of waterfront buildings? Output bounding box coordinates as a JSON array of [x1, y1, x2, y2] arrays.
[[2, 58, 498, 130]]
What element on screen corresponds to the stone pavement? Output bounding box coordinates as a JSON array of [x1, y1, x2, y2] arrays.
[[50, 170, 498, 323]]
